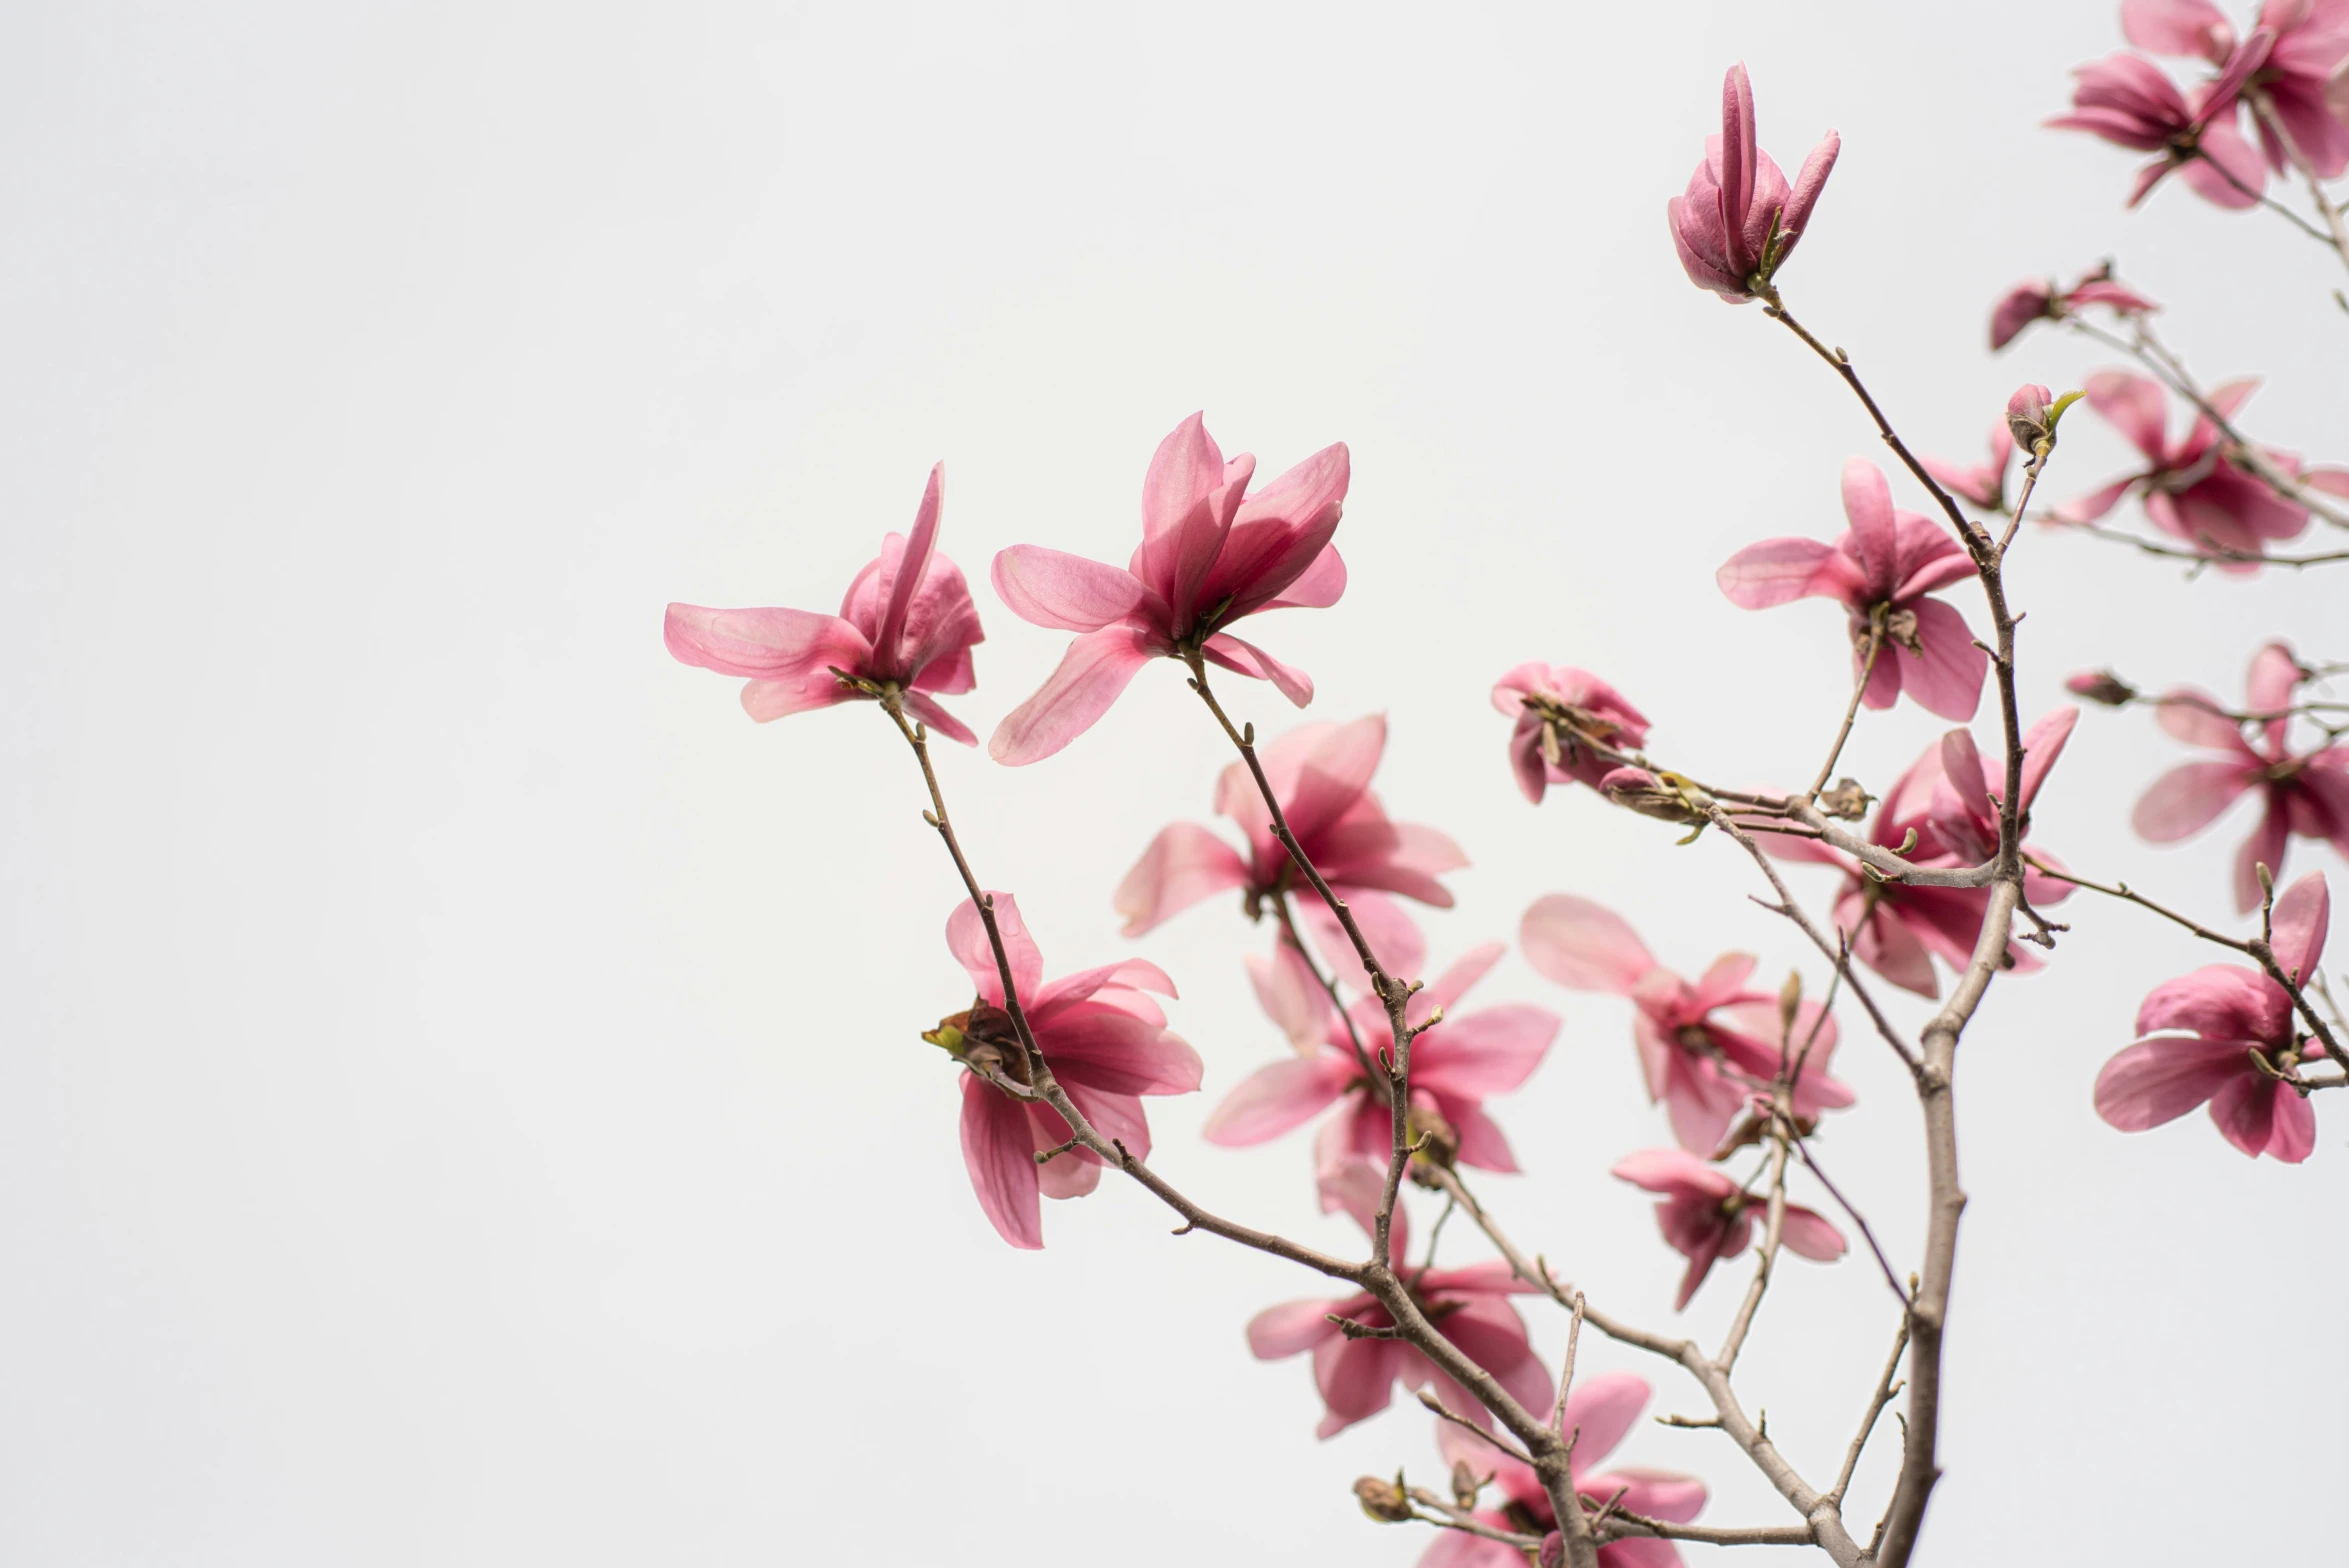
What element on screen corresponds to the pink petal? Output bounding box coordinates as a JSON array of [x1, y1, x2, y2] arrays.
[[989, 545, 1147, 632], [959, 1075, 1043, 1249], [1313, 1335, 1403, 1436], [1595, 1539, 1685, 1568], [2206, 1069, 2294, 1158], [1032, 1120, 1105, 1200], [1419, 941, 1507, 1018], [1557, 1371, 1649, 1470], [1113, 822, 1250, 936], [989, 626, 1160, 765], [873, 463, 944, 665], [1938, 728, 1995, 828], [1777, 1204, 1847, 1261], [1893, 598, 1988, 720], [1448, 1101, 1521, 1173], [1263, 544, 1348, 611], [1060, 1081, 1151, 1163], [1714, 535, 1854, 608], [1316, 1153, 1403, 1253], [2015, 705, 2081, 812], [2154, 687, 2253, 752], [2246, 641, 2307, 749], [1200, 630, 1313, 706], [1781, 129, 1840, 240], [1414, 1006, 1560, 1097], [2268, 870, 2331, 983], [665, 602, 872, 701], [1718, 65, 1758, 273], [1521, 894, 1657, 995], [1201, 1054, 1356, 1146], [2178, 116, 2270, 208], [1585, 1467, 1707, 1526], [1247, 1297, 1339, 1359], [2096, 1032, 2256, 1130], [1141, 412, 1226, 539], [945, 892, 1044, 1004], [2085, 370, 2173, 462], [1298, 889, 1425, 985], [1840, 458, 1901, 599], [898, 690, 976, 747], [1041, 1012, 1203, 1096], [1611, 1146, 1735, 1200], [2234, 797, 2292, 913], [2133, 760, 2256, 840], [1283, 714, 1388, 844], [1246, 944, 1335, 1055], [2123, 0, 2237, 59]]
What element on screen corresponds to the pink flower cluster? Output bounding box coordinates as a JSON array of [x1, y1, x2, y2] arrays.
[[2051, 1, 2349, 209]]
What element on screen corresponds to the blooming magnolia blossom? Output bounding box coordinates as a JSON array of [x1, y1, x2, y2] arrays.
[[1424, 1374, 1707, 1568], [1519, 896, 1852, 1156], [1987, 265, 2160, 350], [1612, 1148, 1847, 1310], [2126, 0, 2349, 177], [665, 463, 986, 741], [1246, 1160, 1550, 1437], [1923, 421, 2016, 512], [989, 413, 1348, 764], [1205, 943, 1559, 1174], [928, 894, 1201, 1249], [1771, 709, 2080, 997], [2095, 870, 2331, 1162], [1490, 664, 1652, 805], [2048, 36, 2272, 207], [2059, 371, 2325, 563], [1667, 63, 1839, 302], [1716, 457, 1986, 721], [1114, 714, 1466, 979], [2130, 641, 2349, 910]]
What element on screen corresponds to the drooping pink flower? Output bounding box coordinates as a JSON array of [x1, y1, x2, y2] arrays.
[[927, 894, 1202, 1249], [1114, 714, 1465, 979], [987, 413, 1348, 764], [1988, 265, 2161, 350], [2131, 641, 2349, 910], [1205, 943, 1559, 1174], [2058, 371, 2312, 564], [2048, 37, 2273, 207], [1667, 63, 1840, 302], [2136, 3, 2349, 177], [1490, 665, 1653, 805], [2095, 870, 2330, 1162], [1770, 709, 2080, 997], [1519, 896, 1852, 1156], [1246, 1159, 1551, 1437], [1424, 1374, 1707, 1568], [1716, 457, 1986, 721], [1612, 1149, 1846, 1310], [1923, 421, 2016, 512], [665, 464, 986, 742]]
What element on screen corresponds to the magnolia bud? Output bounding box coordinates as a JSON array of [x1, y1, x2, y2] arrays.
[[1353, 1473, 1413, 1524], [1538, 1531, 1567, 1568], [2005, 383, 2055, 452], [1817, 776, 1874, 820], [1449, 1460, 1483, 1509], [2064, 669, 2135, 706], [1778, 970, 1803, 1038]]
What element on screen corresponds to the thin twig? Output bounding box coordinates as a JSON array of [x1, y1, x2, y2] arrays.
[[1829, 1318, 1912, 1506]]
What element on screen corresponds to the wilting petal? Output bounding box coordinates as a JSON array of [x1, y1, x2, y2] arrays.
[[959, 1076, 1043, 1249], [1263, 544, 1347, 611], [989, 626, 1160, 765], [1715, 535, 1854, 608], [2133, 760, 2256, 840], [945, 891, 1045, 1003], [1201, 1054, 1356, 1145], [1521, 894, 1658, 994], [1113, 822, 1250, 935], [1588, 1468, 1707, 1526], [1893, 598, 1988, 720], [990, 545, 1147, 632]]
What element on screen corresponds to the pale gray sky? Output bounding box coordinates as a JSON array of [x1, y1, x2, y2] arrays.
[[4, 2, 2344, 1564]]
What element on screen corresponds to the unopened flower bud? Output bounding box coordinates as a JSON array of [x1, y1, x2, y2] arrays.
[[2005, 383, 2055, 453], [1450, 1460, 1484, 1509], [1410, 1104, 1460, 1170], [1353, 1473, 1413, 1524], [1778, 970, 1803, 1038], [1538, 1531, 1567, 1568], [2065, 669, 2136, 706]]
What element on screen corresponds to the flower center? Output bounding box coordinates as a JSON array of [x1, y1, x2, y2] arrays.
[[923, 1001, 1030, 1085]]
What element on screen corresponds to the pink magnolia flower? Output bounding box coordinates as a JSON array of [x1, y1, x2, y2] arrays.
[[1716, 457, 1986, 721], [2095, 870, 2331, 1162], [1519, 896, 1852, 1156], [665, 464, 985, 742], [1771, 709, 2080, 997], [1114, 714, 1466, 980], [1424, 1374, 1707, 1568], [928, 894, 1202, 1249], [1246, 1159, 1550, 1437], [2131, 2, 2349, 177], [1667, 63, 1839, 302], [1205, 943, 1559, 1173], [988, 413, 1348, 764], [2048, 37, 2272, 207], [1923, 421, 2015, 512], [1490, 664, 1653, 804], [2059, 371, 2312, 563], [2131, 641, 2349, 910], [1612, 1148, 1846, 1310], [1988, 266, 2159, 351]]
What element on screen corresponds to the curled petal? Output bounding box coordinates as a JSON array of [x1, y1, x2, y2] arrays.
[[1200, 631, 1314, 706]]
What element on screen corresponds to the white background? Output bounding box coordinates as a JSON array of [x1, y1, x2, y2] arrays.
[[5, 2, 2345, 1563]]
